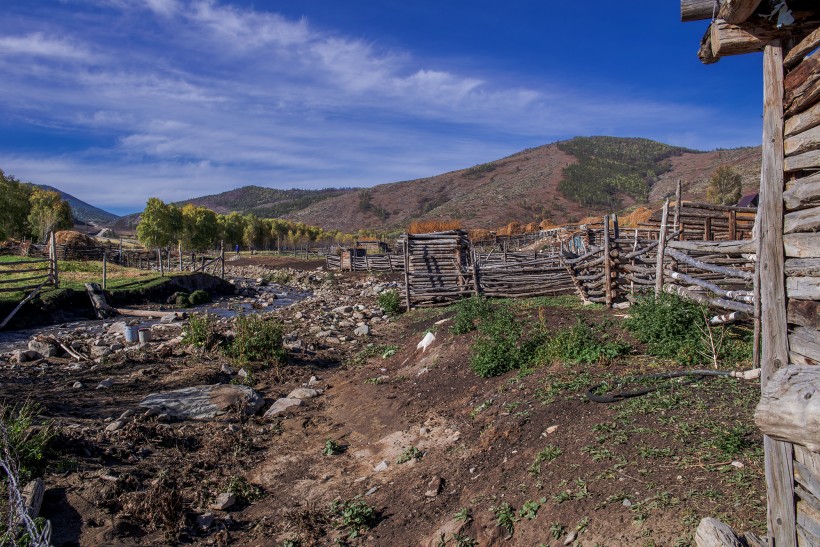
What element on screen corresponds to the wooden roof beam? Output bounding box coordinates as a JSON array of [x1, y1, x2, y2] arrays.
[[704, 18, 820, 63], [682, 0, 763, 24]]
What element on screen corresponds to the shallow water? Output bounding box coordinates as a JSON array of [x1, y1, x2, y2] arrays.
[[0, 283, 311, 353]]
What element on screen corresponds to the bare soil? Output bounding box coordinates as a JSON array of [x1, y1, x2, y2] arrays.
[[0, 264, 765, 546]]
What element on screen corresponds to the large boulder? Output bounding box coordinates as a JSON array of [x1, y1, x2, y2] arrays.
[[139, 385, 264, 420]]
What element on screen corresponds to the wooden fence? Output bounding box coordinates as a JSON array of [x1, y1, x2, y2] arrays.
[[0, 233, 59, 329]]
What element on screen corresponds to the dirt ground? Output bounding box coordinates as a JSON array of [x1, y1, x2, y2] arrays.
[[0, 259, 765, 546]]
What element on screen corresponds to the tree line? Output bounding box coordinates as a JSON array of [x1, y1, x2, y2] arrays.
[[0, 169, 73, 243], [136, 197, 367, 252]]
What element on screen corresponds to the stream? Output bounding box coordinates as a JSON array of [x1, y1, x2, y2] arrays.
[[0, 281, 311, 354]]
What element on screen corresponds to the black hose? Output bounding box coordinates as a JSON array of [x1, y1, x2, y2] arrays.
[[586, 369, 734, 403]]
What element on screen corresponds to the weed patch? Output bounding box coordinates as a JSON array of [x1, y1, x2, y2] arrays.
[[224, 314, 286, 365]]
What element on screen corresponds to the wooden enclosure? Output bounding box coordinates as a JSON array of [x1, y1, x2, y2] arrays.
[[683, 2, 820, 545]]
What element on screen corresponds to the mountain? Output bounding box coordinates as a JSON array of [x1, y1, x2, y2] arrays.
[[36, 184, 120, 226], [112, 137, 763, 233]]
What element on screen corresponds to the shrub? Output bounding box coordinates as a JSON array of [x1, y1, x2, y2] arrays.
[[224, 314, 286, 365], [451, 296, 495, 335], [329, 497, 377, 539], [707, 165, 742, 206], [470, 306, 521, 378], [377, 289, 401, 316], [0, 401, 52, 483], [175, 292, 190, 308], [183, 313, 221, 351], [528, 319, 630, 366], [189, 289, 211, 306]]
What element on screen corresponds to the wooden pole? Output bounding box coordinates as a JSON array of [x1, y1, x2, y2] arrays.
[[728, 210, 737, 240], [654, 200, 670, 299], [704, 216, 712, 241], [603, 215, 612, 307], [758, 41, 795, 547], [118, 237, 123, 265], [178, 241, 182, 271], [403, 236, 411, 310], [103, 251, 107, 290], [673, 179, 682, 232], [49, 231, 59, 288], [220, 240, 225, 279]]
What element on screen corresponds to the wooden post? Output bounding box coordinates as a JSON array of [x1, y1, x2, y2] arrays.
[[157, 248, 164, 276], [49, 231, 59, 288], [703, 216, 712, 240], [178, 241, 182, 271], [471, 248, 481, 297], [118, 237, 123, 265], [220, 241, 225, 279], [387, 250, 394, 272], [403, 236, 411, 310], [612, 213, 620, 240], [603, 215, 612, 308], [655, 200, 670, 299], [102, 251, 107, 290], [673, 179, 682, 232], [759, 40, 795, 547], [631, 229, 639, 296], [728, 210, 737, 239]]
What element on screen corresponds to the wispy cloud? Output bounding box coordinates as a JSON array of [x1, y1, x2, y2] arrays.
[[0, 1, 757, 214]]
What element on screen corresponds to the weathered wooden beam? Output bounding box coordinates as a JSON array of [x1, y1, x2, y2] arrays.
[[755, 364, 820, 452], [711, 19, 780, 58], [784, 205, 820, 233], [790, 325, 820, 364], [699, 27, 719, 65], [667, 239, 756, 254], [785, 148, 820, 172], [682, 0, 718, 22], [785, 124, 820, 157], [784, 172, 820, 210], [786, 276, 820, 300], [785, 233, 820, 258], [788, 299, 819, 328], [785, 54, 820, 116], [717, 0, 763, 25], [784, 26, 820, 70], [786, 101, 820, 138], [694, 517, 744, 547], [786, 257, 820, 276]]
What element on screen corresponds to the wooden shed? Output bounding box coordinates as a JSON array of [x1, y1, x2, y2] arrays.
[[682, 1, 820, 545]]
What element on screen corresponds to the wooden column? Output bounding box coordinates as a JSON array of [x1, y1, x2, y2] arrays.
[[49, 232, 59, 288], [728, 211, 738, 240], [759, 41, 796, 547], [603, 215, 612, 307], [673, 179, 682, 231], [403, 237, 411, 310], [704, 216, 712, 240], [655, 200, 670, 298]]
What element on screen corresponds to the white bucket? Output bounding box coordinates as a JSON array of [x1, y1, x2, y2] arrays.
[[124, 326, 139, 343], [138, 328, 152, 344]]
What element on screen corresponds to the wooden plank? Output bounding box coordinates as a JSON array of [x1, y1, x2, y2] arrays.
[[797, 501, 820, 544], [786, 102, 820, 138], [790, 326, 820, 364], [785, 149, 820, 172], [786, 125, 820, 157], [784, 26, 820, 70], [694, 517, 745, 547], [755, 364, 820, 452], [785, 233, 820, 258], [787, 276, 820, 300], [785, 205, 820, 233], [788, 299, 820, 328], [655, 203, 670, 299], [784, 173, 820, 210], [667, 239, 756, 254], [681, 0, 716, 22], [717, 0, 762, 25], [785, 54, 820, 117]]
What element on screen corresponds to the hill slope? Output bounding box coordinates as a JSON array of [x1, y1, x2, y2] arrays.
[[36, 184, 120, 226], [112, 137, 763, 233]]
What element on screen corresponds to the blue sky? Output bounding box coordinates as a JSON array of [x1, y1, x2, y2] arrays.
[[1, 1, 763, 215]]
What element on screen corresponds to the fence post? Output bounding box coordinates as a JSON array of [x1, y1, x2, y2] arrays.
[[119, 237, 123, 265], [103, 251, 107, 290], [157, 248, 164, 276], [49, 231, 59, 288], [403, 236, 411, 310], [654, 200, 670, 299], [603, 215, 612, 308], [220, 241, 225, 279], [673, 179, 682, 232]]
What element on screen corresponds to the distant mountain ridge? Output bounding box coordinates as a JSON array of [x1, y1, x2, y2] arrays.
[[36, 184, 120, 226], [101, 136, 762, 233]]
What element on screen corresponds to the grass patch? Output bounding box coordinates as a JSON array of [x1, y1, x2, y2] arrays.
[[224, 314, 286, 365]]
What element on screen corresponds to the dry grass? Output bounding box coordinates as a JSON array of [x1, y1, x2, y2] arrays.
[[524, 222, 539, 233], [578, 216, 602, 225], [468, 229, 493, 242], [539, 219, 558, 230], [620, 207, 654, 228], [496, 221, 523, 236], [407, 220, 462, 234]]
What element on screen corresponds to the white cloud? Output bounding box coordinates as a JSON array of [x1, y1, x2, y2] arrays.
[[0, 33, 94, 61]]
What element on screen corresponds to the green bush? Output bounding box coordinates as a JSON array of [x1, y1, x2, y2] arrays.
[[470, 306, 522, 377], [0, 401, 53, 483], [377, 289, 401, 316], [329, 496, 377, 539], [183, 313, 221, 351], [175, 292, 191, 308], [224, 314, 286, 365], [528, 319, 630, 366], [451, 296, 495, 335], [189, 289, 211, 306]]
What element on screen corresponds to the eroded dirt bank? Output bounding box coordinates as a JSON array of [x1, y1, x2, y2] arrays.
[[0, 258, 765, 546]]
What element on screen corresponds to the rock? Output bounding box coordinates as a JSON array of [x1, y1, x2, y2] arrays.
[[160, 314, 176, 324], [90, 346, 112, 359], [237, 368, 249, 379], [106, 420, 125, 432], [325, 336, 340, 344], [28, 338, 59, 357], [374, 460, 389, 472], [287, 387, 320, 400], [106, 322, 126, 335], [354, 325, 370, 337], [563, 531, 577, 545], [622, 498, 632, 507], [120, 410, 135, 419], [196, 513, 215, 529], [424, 476, 443, 497], [210, 493, 235, 511], [307, 376, 319, 387], [139, 385, 264, 420], [263, 397, 303, 418], [73, 382, 83, 389], [333, 305, 353, 314], [11, 350, 33, 363], [612, 301, 631, 310], [294, 311, 303, 320], [110, 343, 124, 352], [96, 378, 114, 389], [365, 486, 378, 496]]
